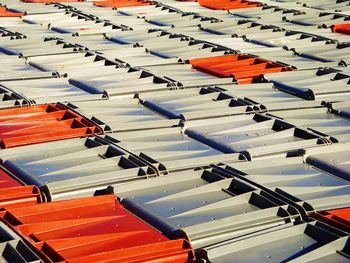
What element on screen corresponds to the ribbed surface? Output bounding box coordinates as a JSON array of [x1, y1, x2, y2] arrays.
[[0, 0, 349, 262]]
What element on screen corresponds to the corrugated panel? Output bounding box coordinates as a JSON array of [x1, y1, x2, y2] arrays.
[[189, 36, 340, 69], [199, 221, 349, 263], [0, 23, 55, 38], [97, 3, 170, 18], [249, 32, 334, 51], [102, 46, 180, 67], [97, 15, 156, 31], [301, 0, 350, 12], [62, 3, 161, 30], [150, 25, 225, 40], [264, 68, 350, 100], [190, 54, 293, 84], [110, 29, 231, 60], [305, 143, 350, 183], [0, 103, 102, 148], [227, 5, 304, 20], [300, 26, 350, 43], [55, 30, 177, 64], [0, 136, 155, 200], [146, 0, 212, 13], [0, 78, 105, 104], [201, 20, 339, 54], [201, 20, 286, 38], [223, 155, 346, 185], [0, 195, 194, 262], [107, 29, 169, 45], [22, 12, 94, 26], [106, 3, 182, 16], [102, 126, 244, 172], [64, 98, 180, 132], [115, 167, 296, 248], [27, 52, 121, 77], [68, 67, 173, 97], [142, 38, 229, 60], [142, 63, 236, 87], [241, 49, 340, 70], [0, 1, 68, 14], [0, 0, 349, 261], [184, 113, 328, 160], [21, 11, 130, 36], [139, 87, 260, 120], [268, 107, 350, 143], [216, 83, 323, 111], [219, 147, 350, 211], [284, 11, 350, 27], [143, 12, 221, 28], [0, 37, 80, 57], [0, 55, 55, 81], [51, 21, 129, 37], [57, 34, 137, 52], [295, 42, 350, 65]]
